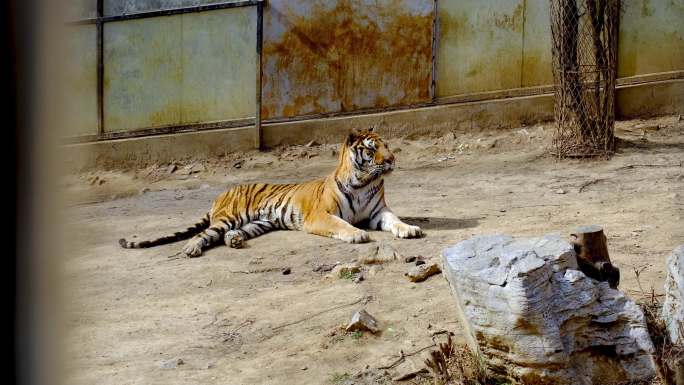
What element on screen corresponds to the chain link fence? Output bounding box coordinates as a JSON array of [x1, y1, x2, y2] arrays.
[[550, 0, 620, 158]]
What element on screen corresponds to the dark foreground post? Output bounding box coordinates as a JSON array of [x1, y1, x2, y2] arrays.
[[570, 225, 620, 289]]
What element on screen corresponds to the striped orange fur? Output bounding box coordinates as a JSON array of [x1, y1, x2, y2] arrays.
[[119, 129, 422, 257]]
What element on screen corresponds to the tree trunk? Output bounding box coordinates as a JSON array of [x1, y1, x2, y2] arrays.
[[570, 225, 620, 288]]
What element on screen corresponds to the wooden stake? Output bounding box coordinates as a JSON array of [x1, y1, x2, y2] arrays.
[[570, 225, 620, 289]]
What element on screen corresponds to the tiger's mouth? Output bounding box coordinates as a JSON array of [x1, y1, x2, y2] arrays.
[[376, 160, 394, 175]]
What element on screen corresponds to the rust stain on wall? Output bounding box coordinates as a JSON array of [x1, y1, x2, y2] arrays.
[[491, 2, 524, 32], [262, 0, 434, 120]]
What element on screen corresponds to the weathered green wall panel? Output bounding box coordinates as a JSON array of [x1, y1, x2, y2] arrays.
[[437, 0, 684, 98], [619, 0, 684, 77], [67, 0, 96, 19], [103, 8, 256, 133], [437, 0, 525, 96], [63, 25, 99, 137], [521, 0, 554, 87], [104, 0, 237, 16], [180, 7, 256, 124], [104, 17, 183, 132]]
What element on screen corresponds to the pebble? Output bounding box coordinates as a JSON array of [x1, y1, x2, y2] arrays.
[[346, 309, 379, 334], [405, 263, 441, 282]]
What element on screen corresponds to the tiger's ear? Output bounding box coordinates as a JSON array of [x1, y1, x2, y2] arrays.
[[368, 125, 375, 132], [346, 129, 363, 145], [346, 132, 357, 146]]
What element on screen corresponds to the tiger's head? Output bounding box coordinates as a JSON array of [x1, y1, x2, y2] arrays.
[[338, 127, 395, 188]]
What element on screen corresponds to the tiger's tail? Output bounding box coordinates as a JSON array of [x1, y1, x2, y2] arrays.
[[119, 213, 210, 249]]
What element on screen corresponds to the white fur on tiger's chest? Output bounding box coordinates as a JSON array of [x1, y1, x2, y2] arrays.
[[337, 179, 384, 224]]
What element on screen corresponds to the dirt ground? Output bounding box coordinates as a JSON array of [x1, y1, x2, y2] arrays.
[[63, 115, 683, 385]]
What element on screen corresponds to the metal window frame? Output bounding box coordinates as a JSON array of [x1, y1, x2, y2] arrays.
[[66, 0, 265, 148]]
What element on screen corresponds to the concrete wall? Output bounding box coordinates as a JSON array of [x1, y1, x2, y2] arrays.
[[618, 0, 684, 77], [436, 0, 555, 96], [64, 24, 99, 137], [103, 7, 256, 133], [262, 0, 434, 120], [63, 0, 684, 143], [104, 0, 241, 16], [436, 0, 684, 98], [64, 79, 684, 170]]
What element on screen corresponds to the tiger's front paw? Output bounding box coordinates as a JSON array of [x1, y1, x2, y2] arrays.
[[339, 229, 370, 244], [391, 223, 423, 239], [182, 240, 204, 258]]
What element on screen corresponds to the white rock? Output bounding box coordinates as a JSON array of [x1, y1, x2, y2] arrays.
[[441, 234, 656, 385], [662, 245, 684, 345], [346, 309, 379, 334]]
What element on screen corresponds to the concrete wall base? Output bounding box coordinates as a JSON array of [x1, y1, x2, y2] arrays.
[[64, 79, 684, 170]]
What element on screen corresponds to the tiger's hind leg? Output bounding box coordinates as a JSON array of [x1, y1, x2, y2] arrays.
[[224, 220, 275, 248], [182, 224, 226, 257]]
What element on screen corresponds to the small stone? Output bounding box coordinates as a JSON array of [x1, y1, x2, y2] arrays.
[[233, 160, 243, 169], [359, 243, 400, 265], [282, 268, 291, 275], [555, 188, 566, 194], [300, 366, 308, 371], [331, 263, 361, 278], [346, 309, 379, 334], [167, 164, 177, 174], [180, 163, 202, 175], [313, 263, 337, 273], [140, 187, 150, 194], [640, 124, 660, 132], [404, 256, 417, 263], [477, 138, 498, 149], [159, 358, 184, 369], [404, 263, 441, 282], [353, 275, 364, 284], [204, 362, 214, 369], [305, 140, 319, 147]]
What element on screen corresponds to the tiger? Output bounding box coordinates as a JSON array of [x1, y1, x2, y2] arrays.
[[119, 128, 422, 258]]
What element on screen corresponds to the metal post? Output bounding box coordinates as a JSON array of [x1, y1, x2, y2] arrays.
[[255, 0, 264, 150], [96, 0, 104, 136], [430, 0, 439, 103]]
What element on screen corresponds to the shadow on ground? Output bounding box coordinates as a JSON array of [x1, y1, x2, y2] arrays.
[[401, 216, 481, 230]]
